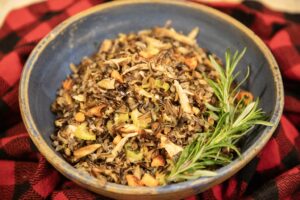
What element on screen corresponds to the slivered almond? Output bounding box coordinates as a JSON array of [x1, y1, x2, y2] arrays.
[[91, 167, 108, 187], [188, 27, 199, 39], [154, 27, 195, 46], [113, 135, 122, 145], [72, 94, 85, 102], [118, 124, 139, 133], [99, 39, 112, 53], [73, 144, 101, 159], [104, 57, 130, 65], [92, 166, 106, 174], [143, 36, 171, 49], [87, 105, 106, 117], [69, 63, 78, 73], [111, 70, 124, 83], [63, 93, 73, 105], [139, 46, 160, 59]]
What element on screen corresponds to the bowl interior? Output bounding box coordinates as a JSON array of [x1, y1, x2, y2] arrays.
[[22, 1, 280, 199], [28, 2, 275, 151]]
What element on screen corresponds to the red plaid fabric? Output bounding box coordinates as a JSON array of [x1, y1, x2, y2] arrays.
[[0, 0, 299, 199]]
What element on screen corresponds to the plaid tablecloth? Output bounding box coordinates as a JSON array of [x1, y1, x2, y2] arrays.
[[0, 0, 299, 199]]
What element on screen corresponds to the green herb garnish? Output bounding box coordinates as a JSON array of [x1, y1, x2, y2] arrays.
[[167, 48, 273, 183]]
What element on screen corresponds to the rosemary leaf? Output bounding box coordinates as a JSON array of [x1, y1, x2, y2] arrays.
[[166, 48, 273, 183]]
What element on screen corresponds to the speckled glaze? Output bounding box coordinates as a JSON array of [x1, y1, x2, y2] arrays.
[[19, 1, 284, 199]]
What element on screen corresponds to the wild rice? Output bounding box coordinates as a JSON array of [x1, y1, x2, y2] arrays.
[[51, 24, 221, 186]]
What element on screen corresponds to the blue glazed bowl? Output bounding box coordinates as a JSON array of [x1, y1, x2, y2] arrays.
[[19, 1, 283, 199]]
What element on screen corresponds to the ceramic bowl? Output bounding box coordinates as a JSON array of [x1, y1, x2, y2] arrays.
[[19, 0, 283, 199]]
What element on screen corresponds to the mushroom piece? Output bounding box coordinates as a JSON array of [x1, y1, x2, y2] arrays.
[[106, 132, 138, 162], [98, 78, 115, 90], [160, 135, 183, 158], [104, 57, 131, 65], [174, 80, 192, 113], [154, 27, 196, 46]]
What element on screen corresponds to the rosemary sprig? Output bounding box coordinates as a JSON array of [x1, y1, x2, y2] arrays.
[[167, 48, 273, 183]]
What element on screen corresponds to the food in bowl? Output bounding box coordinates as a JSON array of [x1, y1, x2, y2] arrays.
[[50, 24, 272, 186]]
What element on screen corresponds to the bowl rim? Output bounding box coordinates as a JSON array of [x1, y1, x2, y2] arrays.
[[19, 0, 284, 196]]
